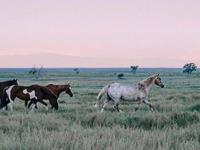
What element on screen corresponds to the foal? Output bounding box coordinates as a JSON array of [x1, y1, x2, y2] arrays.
[[0, 85, 58, 111], [96, 74, 164, 112]]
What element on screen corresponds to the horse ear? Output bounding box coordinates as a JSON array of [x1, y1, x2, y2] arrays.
[[138, 81, 144, 86], [153, 74, 159, 77]]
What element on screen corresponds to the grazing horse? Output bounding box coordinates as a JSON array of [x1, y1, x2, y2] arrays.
[[95, 74, 164, 112], [27, 83, 73, 109], [0, 85, 58, 111]]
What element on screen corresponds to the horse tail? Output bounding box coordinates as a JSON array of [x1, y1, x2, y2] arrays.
[[95, 84, 110, 108], [0, 87, 9, 109]]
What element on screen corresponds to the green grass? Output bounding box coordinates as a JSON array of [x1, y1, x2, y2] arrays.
[[0, 71, 200, 150]]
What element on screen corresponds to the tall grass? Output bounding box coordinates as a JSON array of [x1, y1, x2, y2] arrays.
[[0, 71, 199, 150]]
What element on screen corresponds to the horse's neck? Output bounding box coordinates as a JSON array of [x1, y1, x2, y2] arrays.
[[141, 77, 155, 93], [7, 81, 14, 86], [56, 86, 66, 96]]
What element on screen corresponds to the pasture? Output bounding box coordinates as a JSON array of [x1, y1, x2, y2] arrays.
[[0, 68, 200, 150]]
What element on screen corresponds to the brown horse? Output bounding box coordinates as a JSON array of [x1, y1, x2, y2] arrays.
[[27, 83, 73, 109], [0, 85, 58, 111]]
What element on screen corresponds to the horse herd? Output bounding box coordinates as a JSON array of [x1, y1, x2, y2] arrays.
[[0, 79, 73, 111], [0, 74, 165, 112]]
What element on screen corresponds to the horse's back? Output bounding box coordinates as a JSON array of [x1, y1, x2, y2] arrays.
[[108, 82, 140, 101]]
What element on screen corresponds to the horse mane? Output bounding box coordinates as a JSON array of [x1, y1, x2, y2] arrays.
[[138, 74, 158, 87], [46, 84, 68, 97], [0, 79, 17, 84]]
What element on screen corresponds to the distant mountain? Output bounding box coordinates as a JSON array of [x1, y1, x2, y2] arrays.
[[0, 53, 132, 68], [0, 53, 193, 68]]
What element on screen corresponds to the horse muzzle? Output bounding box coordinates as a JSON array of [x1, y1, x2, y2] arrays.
[[69, 92, 73, 97], [161, 84, 164, 88]]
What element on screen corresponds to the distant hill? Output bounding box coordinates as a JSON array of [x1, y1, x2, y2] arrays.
[[0, 53, 139, 68], [0, 53, 196, 68], [0, 53, 104, 68]]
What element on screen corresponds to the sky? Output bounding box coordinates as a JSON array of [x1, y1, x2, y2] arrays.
[[0, 0, 200, 68]]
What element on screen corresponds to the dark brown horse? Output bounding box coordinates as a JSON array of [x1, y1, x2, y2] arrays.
[[0, 79, 18, 96], [0, 79, 18, 108], [0, 85, 58, 111], [27, 83, 73, 109]]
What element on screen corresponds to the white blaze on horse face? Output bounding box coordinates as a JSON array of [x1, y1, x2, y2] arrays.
[[23, 89, 37, 99]]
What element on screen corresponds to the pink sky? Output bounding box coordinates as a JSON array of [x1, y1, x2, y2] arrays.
[[0, 0, 200, 67]]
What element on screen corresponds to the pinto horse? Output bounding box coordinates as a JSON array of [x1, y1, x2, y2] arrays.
[[0, 79, 18, 95], [27, 83, 73, 109], [95, 74, 164, 112], [0, 79, 18, 106], [0, 85, 58, 111]]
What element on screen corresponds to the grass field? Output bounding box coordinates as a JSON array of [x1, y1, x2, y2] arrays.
[[0, 69, 200, 150]]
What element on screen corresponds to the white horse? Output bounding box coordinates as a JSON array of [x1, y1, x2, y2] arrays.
[[95, 74, 164, 112]]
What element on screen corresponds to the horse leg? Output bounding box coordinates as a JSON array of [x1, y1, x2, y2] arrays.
[[6, 97, 14, 112], [25, 100, 29, 108], [28, 100, 33, 109], [31, 99, 38, 112], [135, 100, 142, 111], [113, 102, 120, 112], [3, 100, 9, 111], [113, 101, 123, 112], [135, 103, 140, 111], [7, 102, 13, 112], [39, 100, 48, 110], [143, 99, 155, 112], [100, 99, 108, 113], [49, 98, 58, 110], [28, 99, 37, 111], [4, 102, 10, 111]]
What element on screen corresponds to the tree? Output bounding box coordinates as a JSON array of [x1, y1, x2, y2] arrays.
[[29, 65, 46, 79], [117, 73, 124, 79], [73, 68, 80, 74], [183, 63, 197, 74], [29, 66, 37, 75], [130, 65, 139, 74]]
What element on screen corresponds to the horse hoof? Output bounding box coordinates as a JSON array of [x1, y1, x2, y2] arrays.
[[94, 103, 98, 108]]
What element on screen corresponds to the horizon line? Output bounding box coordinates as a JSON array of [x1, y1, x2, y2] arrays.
[[0, 67, 186, 69]]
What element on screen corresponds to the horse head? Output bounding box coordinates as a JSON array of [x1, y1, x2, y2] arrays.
[[154, 74, 164, 88], [13, 79, 18, 85], [65, 84, 73, 97]]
